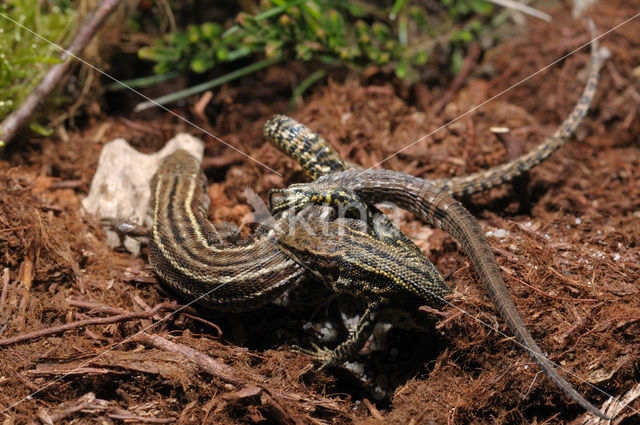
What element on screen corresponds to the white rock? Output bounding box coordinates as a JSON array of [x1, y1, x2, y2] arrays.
[[82, 134, 204, 254]]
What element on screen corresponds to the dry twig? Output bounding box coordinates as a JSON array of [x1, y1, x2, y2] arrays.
[[0, 302, 179, 346], [137, 333, 244, 386], [432, 42, 481, 114], [37, 392, 96, 424], [0, 268, 9, 314]]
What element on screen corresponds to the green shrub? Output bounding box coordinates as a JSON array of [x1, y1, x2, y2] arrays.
[[138, 0, 493, 81]]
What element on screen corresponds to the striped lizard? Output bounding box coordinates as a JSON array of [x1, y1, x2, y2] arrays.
[[147, 39, 609, 418], [263, 41, 610, 418]]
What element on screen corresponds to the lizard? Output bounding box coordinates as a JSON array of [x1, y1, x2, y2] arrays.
[[149, 152, 609, 419], [147, 38, 609, 417], [261, 34, 608, 315], [269, 169, 609, 420], [262, 41, 609, 417], [150, 31, 606, 312]]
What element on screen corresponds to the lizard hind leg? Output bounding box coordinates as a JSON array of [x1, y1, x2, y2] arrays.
[[293, 300, 385, 367]]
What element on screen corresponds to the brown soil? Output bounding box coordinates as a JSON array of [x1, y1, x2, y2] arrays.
[[1, 2, 638, 424]]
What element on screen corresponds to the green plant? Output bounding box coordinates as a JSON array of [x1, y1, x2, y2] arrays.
[[442, 0, 494, 17], [130, 0, 497, 109], [0, 0, 75, 123], [140, 0, 493, 79]]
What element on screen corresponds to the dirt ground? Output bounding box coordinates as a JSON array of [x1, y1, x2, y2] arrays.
[[1, 2, 639, 424]]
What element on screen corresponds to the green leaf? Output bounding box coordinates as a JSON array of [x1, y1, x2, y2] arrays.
[[28, 122, 53, 136], [451, 49, 463, 74], [469, 0, 493, 15], [395, 60, 408, 79], [216, 47, 229, 61], [201, 22, 223, 39], [452, 29, 473, 42], [390, 0, 407, 20], [192, 50, 215, 72], [173, 33, 190, 49], [137, 46, 156, 60], [187, 25, 200, 43], [413, 50, 428, 66]]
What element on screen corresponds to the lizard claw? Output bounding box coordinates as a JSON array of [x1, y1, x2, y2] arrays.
[[292, 343, 336, 368], [99, 217, 149, 237]]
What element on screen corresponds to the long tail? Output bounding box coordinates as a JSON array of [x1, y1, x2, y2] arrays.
[[432, 38, 609, 196], [319, 168, 610, 420]]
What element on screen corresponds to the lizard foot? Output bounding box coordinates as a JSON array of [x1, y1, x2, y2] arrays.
[[292, 343, 336, 369]]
